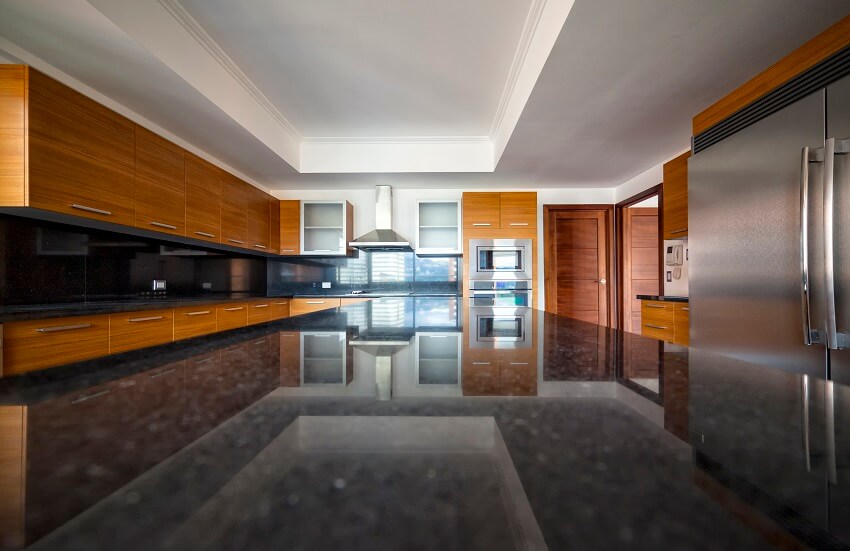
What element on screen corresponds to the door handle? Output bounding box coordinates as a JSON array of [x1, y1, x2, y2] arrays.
[[823, 138, 850, 349], [70, 203, 111, 216], [129, 316, 164, 323], [150, 221, 177, 230], [801, 146, 815, 345]]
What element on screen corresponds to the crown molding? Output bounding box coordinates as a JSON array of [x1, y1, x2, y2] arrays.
[[158, 0, 301, 140], [489, 0, 547, 140]]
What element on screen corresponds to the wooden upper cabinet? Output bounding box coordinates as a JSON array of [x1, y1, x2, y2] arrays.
[[24, 68, 136, 226], [269, 196, 280, 254], [220, 172, 248, 247], [462, 192, 500, 229], [279, 200, 300, 255], [662, 151, 690, 240], [185, 153, 221, 243], [499, 192, 537, 229], [246, 185, 271, 252], [134, 125, 186, 236]]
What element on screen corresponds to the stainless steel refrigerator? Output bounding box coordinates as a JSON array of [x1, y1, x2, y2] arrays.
[[690, 73, 850, 384]]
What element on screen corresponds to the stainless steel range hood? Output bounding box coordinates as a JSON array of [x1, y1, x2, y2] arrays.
[[349, 186, 412, 251]]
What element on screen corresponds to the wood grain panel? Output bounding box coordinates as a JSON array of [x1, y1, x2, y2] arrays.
[[173, 305, 217, 341], [631, 247, 660, 280], [28, 69, 135, 226], [693, 15, 850, 135], [630, 212, 658, 247], [499, 192, 536, 229], [340, 298, 371, 306], [462, 192, 500, 228], [4, 314, 109, 375], [134, 125, 185, 235], [641, 300, 675, 324], [0, 406, 25, 548], [556, 280, 600, 313], [271, 299, 290, 320], [0, 65, 26, 206], [108, 308, 174, 354], [556, 248, 598, 279], [290, 298, 341, 316], [279, 200, 300, 254], [185, 152, 221, 243], [246, 185, 270, 251], [279, 331, 300, 386], [247, 300, 274, 325], [641, 322, 674, 342], [662, 152, 690, 239], [269, 196, 280, 254], [216, 302, 248, 331], [555, 217, 597, 248], [219, 172, 248, 247], [500, 361, 536, 396], [461, 359, 500, 396]]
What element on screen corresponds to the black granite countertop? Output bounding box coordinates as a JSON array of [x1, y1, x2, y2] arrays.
[[0, 297, 844, 550], [636, 294, 690, 302]]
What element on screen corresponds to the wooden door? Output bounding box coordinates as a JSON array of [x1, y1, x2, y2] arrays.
[[545, 208, 610, 325], [622, 207, 659, 333]]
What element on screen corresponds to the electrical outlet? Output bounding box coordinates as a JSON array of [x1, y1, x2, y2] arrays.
[[322, 281, 332, 289], [202, 282, 212, 290], [152, 279, 166, 291]]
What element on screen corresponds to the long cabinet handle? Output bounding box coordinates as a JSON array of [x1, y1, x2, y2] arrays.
[[36, 323, 92, 333], [645, 304, 666, 309], [254, 244, 267, 249], [801, 146, 815, 345], [130, 316, 164, 322], [150, 221, 177, 230], [472, 223, 491, 227], [824, 138, 840, 349], [509, 223, 529, 226], [193, 356, 215, 365], [195, 231, 216, 238], [669, 228, 687, 234], [509, 362, 529, 366], [645, 323, 668, 330], [275, 302, 289, 305], [472, 361, 491, 365], [224, 307, 244, 311], [281, 249, 296, 252], [184, 311, 211, 316], [253, 304, 269, 308], [150, 368, 177, 378], [71, 203, 111, 216], [71, 389, 110, 404], [228, 239, 244, 244], [681, 307, 690, 311], [306, 301, 325, 304]]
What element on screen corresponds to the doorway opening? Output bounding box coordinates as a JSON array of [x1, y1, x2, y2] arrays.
[[616, 185, 663, 333], [543, 205, 615, 326]]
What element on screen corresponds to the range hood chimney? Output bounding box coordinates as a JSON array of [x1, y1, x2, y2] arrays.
[[349, 186, 412, 251]]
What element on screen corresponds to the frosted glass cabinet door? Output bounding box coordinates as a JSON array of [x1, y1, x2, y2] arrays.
[[416, 201, 461, 255], [415, 333, 461, 385], [301, 201, 348, 255], [300, 332, 346, 385]]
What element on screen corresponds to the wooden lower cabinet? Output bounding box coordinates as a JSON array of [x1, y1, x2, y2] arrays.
[[290, 298, 341, 316], [640, 300, 689, 346], [173, 305, 217, 341], [247, 300, 274, 325], [271, 300, 290, 320], [2, 315, 110, 376], [461, 356, 537, 396], [279, 331, 300, 387], [108, 309, 174, 354], [216, 302, 248, 331]]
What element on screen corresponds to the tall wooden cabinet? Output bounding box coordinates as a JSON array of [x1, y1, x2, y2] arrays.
[[219, 172, 249, 248], [133, 125, 186, 236], [185, 152, 221, 244], [662, 151, 690, 240]]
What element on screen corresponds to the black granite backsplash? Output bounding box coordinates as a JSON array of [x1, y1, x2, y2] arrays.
[[0, 215, 266, 305], [267, 251, 461, 296]]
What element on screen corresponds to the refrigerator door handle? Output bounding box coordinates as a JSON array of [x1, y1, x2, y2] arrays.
[[801, 146, 815, 345], [824, 138, 850, 349]]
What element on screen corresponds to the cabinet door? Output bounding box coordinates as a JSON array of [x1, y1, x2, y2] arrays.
[[462, 192, 500, 229], [134, 125, 185, 236], [673, 303, 690, 346], [185, 153, 221, 243], [216, 302, 248, 331], [28, 70, 135, 226], [279, 200, 300, 255], [173, 305, 217, 340], [3, 314, 109, 375], [500, 192, 537, 229], [220, 173, 248, 247], [271, 299, 290, 319], [269, 196, 280, 254], [108, 309, 174, 354], [662, 152, 690, 239], [247, 300, 274, 325], [279, 331, 301, 386], [290, 298, 341, 315]]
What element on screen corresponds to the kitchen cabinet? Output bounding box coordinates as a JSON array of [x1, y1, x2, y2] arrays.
[[462, 193, 500, 229], [279, 331, 301, 386], [416, 200, 461, 254], [173, 305, 217, 341], [108, 309, 174, 354], [247, 299, 274, 325], [415, 333, 461, 385], [301, 201, 353, 255], [271, 299, 291, 320], [290, 298, 342, 316], [219, 172, 249, 248], [3, 314, 110, 376], [216, 302, 248, 331], [15, 67, 136, 226], [640, 299, 689, 346], [246, 185, 271, 252], [185, 152, 221, 244], [300, 332, 350, 386], [462, 192, 537, 230], [133, 125, 186, 236], [269, 196, 280, 254], [662, 152, 690, 239], [279, 200, 301, 255]]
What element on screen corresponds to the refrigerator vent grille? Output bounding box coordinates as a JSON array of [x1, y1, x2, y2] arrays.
[[694, 43, 850, 153]]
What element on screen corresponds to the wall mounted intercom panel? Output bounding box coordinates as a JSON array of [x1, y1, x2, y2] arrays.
[[666, 244, 684, 266]]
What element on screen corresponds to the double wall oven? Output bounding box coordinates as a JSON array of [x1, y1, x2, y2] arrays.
[[468, 238, 533, 348]]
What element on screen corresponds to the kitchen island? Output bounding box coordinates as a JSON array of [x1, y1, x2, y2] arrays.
[[0, 297, 844, 550]]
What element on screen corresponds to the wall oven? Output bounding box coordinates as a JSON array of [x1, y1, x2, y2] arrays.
[[469, 280, 531, 308], [469, 239, 532, 281], [469, 307, 532, 349]]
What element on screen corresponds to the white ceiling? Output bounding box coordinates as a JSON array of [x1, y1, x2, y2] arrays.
[[0, 0, 849, 188]]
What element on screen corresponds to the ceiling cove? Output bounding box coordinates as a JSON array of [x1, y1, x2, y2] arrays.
[[85, 0, 576, 173]]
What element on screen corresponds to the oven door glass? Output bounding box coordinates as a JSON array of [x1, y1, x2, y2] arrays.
[[477, 315, 524, 341], [477, 248, 523, 272], [470, 291, 531, 308]]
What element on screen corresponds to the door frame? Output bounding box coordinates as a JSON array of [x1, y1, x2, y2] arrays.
[[543, 204, 616, 326], [615, 184, 664, 330]]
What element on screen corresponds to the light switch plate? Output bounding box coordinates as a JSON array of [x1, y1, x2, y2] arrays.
[[322, 281, 332, 289], [152, 279, 166, 291]]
